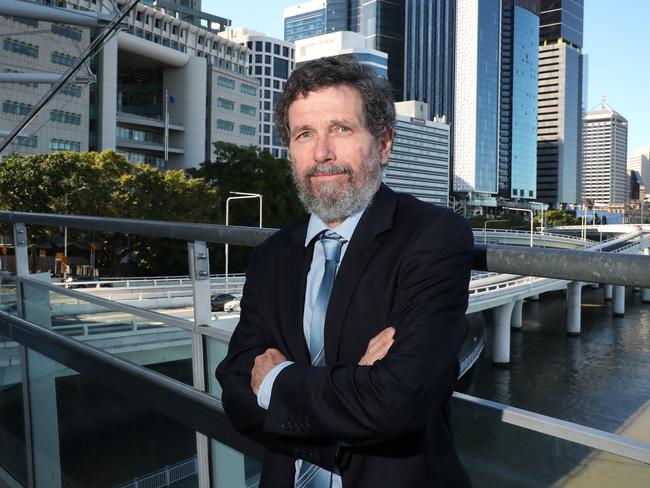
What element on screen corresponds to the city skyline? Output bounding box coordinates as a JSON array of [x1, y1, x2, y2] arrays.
[[203, 0, 650, 153]]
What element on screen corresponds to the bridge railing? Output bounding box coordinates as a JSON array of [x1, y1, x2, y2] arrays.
[[0, 211, 649, 487]]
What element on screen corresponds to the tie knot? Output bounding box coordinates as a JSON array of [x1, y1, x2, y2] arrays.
[[320, 232, 344, 263]]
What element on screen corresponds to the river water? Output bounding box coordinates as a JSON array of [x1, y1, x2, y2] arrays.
[[454, 286, 650, 487]]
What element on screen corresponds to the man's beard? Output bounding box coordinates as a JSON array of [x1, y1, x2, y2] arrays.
[[291, 149, 382, 224]]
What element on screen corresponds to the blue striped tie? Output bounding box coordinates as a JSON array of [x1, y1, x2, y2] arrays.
[[297, 232, 344, 488]]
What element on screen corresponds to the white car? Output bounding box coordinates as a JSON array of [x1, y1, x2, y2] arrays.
[[223, 299, 241, 312]]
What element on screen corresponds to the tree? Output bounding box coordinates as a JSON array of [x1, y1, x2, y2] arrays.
[[534, 209, 580, 227], [0, 151, 220, 276]]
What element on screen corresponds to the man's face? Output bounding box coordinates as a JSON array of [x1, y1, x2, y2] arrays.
[[287, 85, 393, 225]]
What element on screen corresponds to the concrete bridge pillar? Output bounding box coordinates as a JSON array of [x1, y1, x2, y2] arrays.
[[641, 288, 650, 304], [566, 282, 583, 336], [511, 299, 524, 330], [493, 301, 516, 366], [613, 285, 625, 317], [604, 284, 613, 301]]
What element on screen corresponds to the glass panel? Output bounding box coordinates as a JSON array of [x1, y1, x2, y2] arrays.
[[0, 331, 27, 486], [23, 345, 198, 487], [21, 282, 194, 385], [452, 396, 650, 487], [0, 274, 17, 316]]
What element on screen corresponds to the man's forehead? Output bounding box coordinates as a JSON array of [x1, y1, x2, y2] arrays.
[[287, 85, 363, 122]]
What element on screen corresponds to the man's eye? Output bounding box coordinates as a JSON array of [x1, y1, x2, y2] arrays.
[[337, 126, 351, 133], [296, 131, 311, 140]]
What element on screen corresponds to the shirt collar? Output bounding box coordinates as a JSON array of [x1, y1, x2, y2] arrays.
[[304, 206, 366, 247]]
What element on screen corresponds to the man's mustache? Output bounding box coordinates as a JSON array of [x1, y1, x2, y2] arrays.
[[304, 163, 353, 177]]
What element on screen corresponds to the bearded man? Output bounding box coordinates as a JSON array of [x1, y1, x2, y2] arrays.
[[216, 55, 473, 488]]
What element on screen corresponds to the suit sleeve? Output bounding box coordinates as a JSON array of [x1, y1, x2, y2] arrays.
[[264, 213, 473, 443], [215, 246, 339, 469]]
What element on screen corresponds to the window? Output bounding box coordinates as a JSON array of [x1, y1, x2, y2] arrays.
[[3, 38, 38, 58], [240, 104, 256, 116], [226, 47, 232, 56], [217, 76, 235, 89], [265, 55, 271, 64], [240, 84, 257, 96], [3, 101, 32, 116], [51, 52, 75, 66], [213, 41, 218, 50], [163, 23, 168, 32], [265, 42, 271, 53], [255, 66, 262, 75], [52, 24, 82, 41], [61, 85, 82, 97], [283, 46, 289, 57], [12, 135, 37, 147], [14, 16, 39, 27], [255, 41, 263, 51], [240, 125, 256, 136], [273, 80, 280, 89], [172, 25, 178, 35], [198, 36, 204, 45], [217, 98, 235, 110], [255, 54, 263, 63], [136, 12, 142, 22], [155, 19, 161, 28], [274, 58, 289, 79], [264, 79, 271, 87], [264, 66, 271, 76], [49, 139, 81, 151], [274, 44, 280, 55], [50, 110, 81, 125], [217, 119, 234, 131]]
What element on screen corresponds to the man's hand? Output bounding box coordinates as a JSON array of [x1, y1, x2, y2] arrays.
[[251, 348, 287, 395], [358, 327, 395, 366]]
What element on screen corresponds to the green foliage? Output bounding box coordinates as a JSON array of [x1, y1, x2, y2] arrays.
[[0, 151, 220, 275], [534, 209, 580, 227]]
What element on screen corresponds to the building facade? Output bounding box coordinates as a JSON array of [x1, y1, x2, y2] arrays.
[[582, 102, 628, 205], [536, 0, 585, 207], [453, 0, 501, 198], [220, 28, 295, 159], [499, 1, 539, 200], [403, 0, 455, 122], [294, 31, 387, 78], [284, 0, 327, 41], [1, 0, 260, 169], [628, 147, 650, 191], [383, 102, 450, 205]]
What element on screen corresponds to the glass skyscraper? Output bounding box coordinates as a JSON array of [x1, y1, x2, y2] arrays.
[[499, 0, 539, 200], [284, 1, 327, 41], [537, 0, 584, 207], [453, 0, 501, 196], [403, 0, 455, 122]]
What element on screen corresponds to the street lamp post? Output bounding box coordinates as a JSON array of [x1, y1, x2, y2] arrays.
[[63, 185, 88, 278], [504, 207, 534, 247], [225, 192, 262, 291], [483, 219, 508, 244], [530, 201, 545, 235]]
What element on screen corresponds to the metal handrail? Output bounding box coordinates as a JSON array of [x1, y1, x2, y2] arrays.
[[1, 211, 650, 287], [475, 227, 597, 244]]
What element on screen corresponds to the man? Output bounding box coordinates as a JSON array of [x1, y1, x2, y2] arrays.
[[216, 56, 473, 487]]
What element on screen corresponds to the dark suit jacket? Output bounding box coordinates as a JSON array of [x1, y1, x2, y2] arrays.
[[216, 184, 474, 487]]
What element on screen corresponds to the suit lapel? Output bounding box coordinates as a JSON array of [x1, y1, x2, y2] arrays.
[[324, 184, 398, 363], [281, 221, 312, 364]]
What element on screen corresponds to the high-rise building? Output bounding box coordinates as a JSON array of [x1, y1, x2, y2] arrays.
[[283, 1, 405, 100], [627, 148, 650, 199], [284, 0, 327, 41], [383, 101, 450, 205], [294, 31, 387, 78], [453, 0, 501, 199], [499, 1, 539, 200], [582, 101, 628, 205], [403, 0, 455, 122], [0, 0, 258, 169], [219, 28, 295, 159], [536, 0, 585, 207]]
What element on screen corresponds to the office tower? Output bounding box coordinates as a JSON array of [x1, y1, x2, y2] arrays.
[[294, 31, 387, 78], [382, 102, 450, 205], [0, 0, 257, 169], [582, 101, 628, 205], [284, 0, 327, 41], [536, 0, 584, 207], [142, 0, 230, 33], [628, 147, 650, 188], [220, 28, 295, 159], [403, 0, 455, 122], [453, 0, 501, 199], [499, 1, 539, 200], [283, 1, 405, 100]]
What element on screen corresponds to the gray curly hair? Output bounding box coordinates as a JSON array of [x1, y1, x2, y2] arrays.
[[274, 55, 396, 147]]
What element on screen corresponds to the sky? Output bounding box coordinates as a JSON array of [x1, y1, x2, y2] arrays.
[[203, 0, 650, 153]]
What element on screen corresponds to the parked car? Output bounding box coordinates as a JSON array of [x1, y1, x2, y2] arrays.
[[211, 293, 237, 311], [64, 276, 98, 289], [223, 299, 241, 313]]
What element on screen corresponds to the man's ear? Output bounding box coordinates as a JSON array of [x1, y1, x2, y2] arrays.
[[378, 128, 394, 167]]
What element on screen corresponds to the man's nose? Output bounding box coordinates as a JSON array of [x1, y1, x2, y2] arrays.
[[313, 135, 335, 163]]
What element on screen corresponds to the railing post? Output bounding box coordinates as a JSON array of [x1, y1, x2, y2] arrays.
[[188, 241, 211, 488]]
